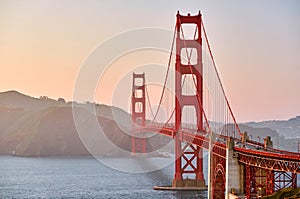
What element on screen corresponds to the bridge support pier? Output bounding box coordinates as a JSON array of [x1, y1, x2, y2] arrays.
[[225, 137, 244, 199], [207, 133, 215, 199]]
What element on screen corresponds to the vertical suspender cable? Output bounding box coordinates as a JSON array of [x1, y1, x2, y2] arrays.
[[202, 20, 242, 137]]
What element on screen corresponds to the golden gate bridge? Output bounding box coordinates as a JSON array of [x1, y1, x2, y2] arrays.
[[130, 11, 300, 198]]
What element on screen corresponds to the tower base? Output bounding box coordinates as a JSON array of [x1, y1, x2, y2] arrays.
[[172, 179, 206, 188], [153, 179, 207, 191], [131, 153, 147, 158]]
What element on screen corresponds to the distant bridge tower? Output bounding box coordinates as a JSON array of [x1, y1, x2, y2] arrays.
[[173, 11, 205, 188], [131, 73, 147, 155]]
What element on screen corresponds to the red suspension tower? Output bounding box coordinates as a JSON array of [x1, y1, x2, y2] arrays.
[[131, 73, 147, 155], [172, 11, 205, 188]]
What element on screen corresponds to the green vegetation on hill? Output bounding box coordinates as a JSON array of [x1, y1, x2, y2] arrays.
[[263, 188, 300, 199]]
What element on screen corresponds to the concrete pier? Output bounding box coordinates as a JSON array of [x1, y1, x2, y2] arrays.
[[172, 179, 206, 188], [207, 132, 215, 199], [225, 137, 244, 199], [153, 185, 207, 191]]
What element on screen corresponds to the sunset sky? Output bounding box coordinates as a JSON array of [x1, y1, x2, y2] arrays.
[[0, 0, 299, 122]]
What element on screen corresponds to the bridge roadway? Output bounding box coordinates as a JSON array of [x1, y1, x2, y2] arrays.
[[137, 125, 300, 173]]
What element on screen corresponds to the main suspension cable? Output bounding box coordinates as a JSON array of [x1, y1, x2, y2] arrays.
[[145, 85, 155, 119], [151, 25, 176, 123]]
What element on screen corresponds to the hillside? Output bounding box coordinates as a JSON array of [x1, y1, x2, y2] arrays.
[[0, 90, 59, 111], [0, 91, 171, 157], [246, 116, 300, 139], [244, 116, 300, 152], [238, 124, 299, 152], [262, 188, 300, 199]]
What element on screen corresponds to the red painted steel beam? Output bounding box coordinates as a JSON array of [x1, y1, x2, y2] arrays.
[[237, 152, 300, 173], [235, 147, 300, 162]]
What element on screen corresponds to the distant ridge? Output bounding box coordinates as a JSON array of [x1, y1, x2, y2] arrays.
[[0, 90, 58, 111], [245, 115, 300, 139], [0, 90, 171, 157]]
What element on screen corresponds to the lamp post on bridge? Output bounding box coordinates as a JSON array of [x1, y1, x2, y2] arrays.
[[257, 136, 261, 142]]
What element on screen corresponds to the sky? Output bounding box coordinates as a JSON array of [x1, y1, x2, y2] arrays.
[[0, 0, 299, 122]]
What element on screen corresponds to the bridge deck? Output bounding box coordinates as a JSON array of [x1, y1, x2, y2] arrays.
[[137, 125, 300, 173]]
